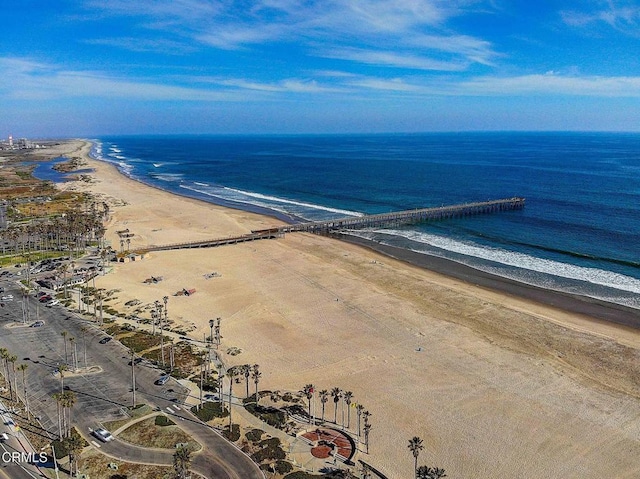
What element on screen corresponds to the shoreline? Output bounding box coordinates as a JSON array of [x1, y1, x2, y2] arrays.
[[53, 139, 640, 479], [338, 233, 640, 330], [87, 140, 640, 327]]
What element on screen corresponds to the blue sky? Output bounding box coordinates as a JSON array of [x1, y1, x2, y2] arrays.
[[2, 0, 640, 136]]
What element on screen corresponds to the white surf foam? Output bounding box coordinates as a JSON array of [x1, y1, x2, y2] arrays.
[[351, 229, 640, 296]]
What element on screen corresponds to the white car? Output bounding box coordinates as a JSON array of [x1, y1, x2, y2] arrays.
[[46, 299, 59, 307], [0, 433, 8, 441], [93, 428, 114, 442]]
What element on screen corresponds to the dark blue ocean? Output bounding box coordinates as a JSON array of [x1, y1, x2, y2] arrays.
[[89, 133, 640, 309]]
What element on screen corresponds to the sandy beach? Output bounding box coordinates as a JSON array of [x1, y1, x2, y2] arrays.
[[56, 140, 640, 478]]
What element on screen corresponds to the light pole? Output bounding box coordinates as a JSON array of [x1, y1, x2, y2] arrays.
[[215, 317, 221, 349], [160, 297, 167, 367], [42, 444, 60, 479], [130, 349, 136, 408]]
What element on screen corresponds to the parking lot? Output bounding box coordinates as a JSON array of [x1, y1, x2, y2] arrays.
[[0, 272, 187, 438]]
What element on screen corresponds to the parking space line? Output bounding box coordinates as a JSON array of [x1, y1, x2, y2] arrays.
[[91, 440, 101, 448]]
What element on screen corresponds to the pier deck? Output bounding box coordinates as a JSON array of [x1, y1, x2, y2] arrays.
[[134, 197, 524, 253]]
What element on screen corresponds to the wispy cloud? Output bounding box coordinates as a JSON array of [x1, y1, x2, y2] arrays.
[[0, 57, 244, 101], [320, 47, 469, 71], [81, 0, 499, 69], [84, 37, 197, 54], [561, 1, 640, 35], [454, 73, 640, 97]]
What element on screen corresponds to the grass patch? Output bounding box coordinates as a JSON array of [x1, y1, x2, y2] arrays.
[[80, 448, 173, 479], [118, 416, 200, 450], [154, 415, 175, 426], [191, 401, 228, 422], [222, 424, 240, 442], [244, 402, 287, 429], [251, 437, 286, 463], [51, 428, 89, 459], [120, 331, 161, 353], [103, 404, 152, 432]]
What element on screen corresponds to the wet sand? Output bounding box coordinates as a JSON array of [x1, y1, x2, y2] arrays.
[[56, 140, 640, 479]]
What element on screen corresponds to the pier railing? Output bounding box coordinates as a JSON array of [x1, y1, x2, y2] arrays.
[[255, 197, 525, 235], [133, 197, 524, 253]]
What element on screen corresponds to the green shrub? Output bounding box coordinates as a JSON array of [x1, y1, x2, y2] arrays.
[[154, 415, 175, 426], [244, 403, 287, 428], [222, 424, 240, 442], [252, 437, 286, 463], [191, 401, 228, 422], [284, 472, 326, 479], [275, 460, 293, 474], [245, 428, 264, 442]]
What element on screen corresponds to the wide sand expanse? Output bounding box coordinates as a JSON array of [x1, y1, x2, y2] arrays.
[[57, 140, 640, 478]]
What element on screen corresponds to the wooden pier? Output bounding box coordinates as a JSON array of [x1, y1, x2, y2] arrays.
[[256, 197, 525, 235], [135, 229, 284, 253], [134, 197, 524, 253]]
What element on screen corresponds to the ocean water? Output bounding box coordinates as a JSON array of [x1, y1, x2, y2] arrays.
[[89, 133, 640, 309]]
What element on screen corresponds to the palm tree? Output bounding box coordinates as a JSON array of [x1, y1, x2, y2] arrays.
[[302, 384, 314, 424], [363, 423, 372, 454], [241, 364, 251, 397], [61, 331, 68, 363], [319, 390, 329, 422], [67, 430, 85, 476], [252, 367, 262, 403], [343, 391, 353, 428], [416, 466, 447, 479], [80, 327, 88, 369], [356, 404, 364, 437], [269, 390, 280, 404], [69, 336, 78, 371], [0, 348, 10, 398], [331, 387, 341, 424], [408, 436, 425, 478], [52, 393, 63, 439], [226, 368, 238, 428], [58, 363, 68, 393], [8, 355, 17, 402], [173, 444, 192, 479], [61, 391, 77, 438], [17, 364, 28, 413]]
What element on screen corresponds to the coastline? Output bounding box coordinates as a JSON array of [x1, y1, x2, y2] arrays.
[[90, 142, 640, 325], [55, 140, 640, 479], [338, 233, 640, 329]]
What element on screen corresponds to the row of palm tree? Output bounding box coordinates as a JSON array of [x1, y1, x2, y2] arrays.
[[0, 348, 31, 416], [301, 384, 373, 453], [0, 202, 108, 261], [52, 390, 77, 439], [221, 363, 262, 428], [408, 436, 446, 479]]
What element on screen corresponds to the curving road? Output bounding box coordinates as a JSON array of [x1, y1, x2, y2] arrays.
[[0, 273, 263, 479]]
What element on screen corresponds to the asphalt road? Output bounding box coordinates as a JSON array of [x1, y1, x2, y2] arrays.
[[0, 273, 263, 479]]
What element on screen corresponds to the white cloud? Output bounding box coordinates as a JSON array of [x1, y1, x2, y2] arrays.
[[82, 0, 498, 69], [347, 77, 419, 91], [320, 47, 469, 71], [561, 2, 640, 34], [455, 73, 640, 97]]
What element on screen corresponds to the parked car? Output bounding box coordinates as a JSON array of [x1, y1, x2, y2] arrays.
[[93, 428, 114, 442], [99, 337, 112, 344], [155, 375, 170, 386], [30, 321, 45, 327], [0, 433, 8, 441], [45, 299, 59, 307]]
